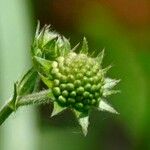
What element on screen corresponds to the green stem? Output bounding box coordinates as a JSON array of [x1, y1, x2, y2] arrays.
[[0, 100, 14, 125], [0, 89, 52, 126]]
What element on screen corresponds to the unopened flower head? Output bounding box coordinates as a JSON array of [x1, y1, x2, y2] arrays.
[[32, 23, 120, 136]]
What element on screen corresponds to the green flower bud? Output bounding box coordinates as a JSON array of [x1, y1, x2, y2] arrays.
[[58, 96, 66, 104], [83, 91, 90, 98], [54, 79, 60, 86], [53, 87, 61, 96], [84, 83, 91, 91], [70, 91, 76, 97], [76, 73, 83, 79], [60, 75, 67, 83], [77, 87, 84, 95], [83, 76, 88, 84], [67, 75, 74, 82], [68, 98, 75, 104], [75, 103, 83, 110], [74, 80, 81, 87], [31, 24, 119, 136], [91, 99, 96, 105], [60, 84, 66, 90], [91, 85, 98, 92], [62, 90, 69, 97], [66, 83, 74, 91]]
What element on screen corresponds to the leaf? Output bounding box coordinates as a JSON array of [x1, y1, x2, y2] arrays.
[[98, 99, 119, 114], [33, 56, 52, 76], [51, 102, 66, 117], [17, 68, 38, 96], [81, 37, 88, 54]]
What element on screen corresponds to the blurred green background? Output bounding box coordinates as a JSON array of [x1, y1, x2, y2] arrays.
[[0, 0, 150, 150]]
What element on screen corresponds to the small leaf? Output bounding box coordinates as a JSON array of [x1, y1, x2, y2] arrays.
[[17, 68, 38, 96], [96, 49, 105, 64], [33, 56, 52, 76], [81, 37, 88, 54], [51, 102, 66, 117], [98, 99, 119, 114], [78, 115, 89, 136]]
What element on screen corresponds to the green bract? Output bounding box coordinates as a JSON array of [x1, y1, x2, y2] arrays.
[[32, 23, 120, 136]]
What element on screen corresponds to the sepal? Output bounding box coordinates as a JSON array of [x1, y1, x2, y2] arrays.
[[98, 99, 119, 114], [51, 102, 66, 117], [103, 78, 120, 89], [73, 110, 89, 136], [102, 78, 120, 97]]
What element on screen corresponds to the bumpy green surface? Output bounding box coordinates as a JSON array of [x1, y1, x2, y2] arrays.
[[51, 52, 104, 112], [31, 24, 119, 135]]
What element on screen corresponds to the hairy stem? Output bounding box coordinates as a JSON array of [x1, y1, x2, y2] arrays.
[[0, 89, 52, 126]]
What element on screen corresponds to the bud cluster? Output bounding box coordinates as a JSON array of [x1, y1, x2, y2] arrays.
[[51, 52, 104, 113]]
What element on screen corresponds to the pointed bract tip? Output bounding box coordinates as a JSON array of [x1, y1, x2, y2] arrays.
[[96, 48, 105, 64], [80, 37, 88, 54], [72, 43, 80, 52], [99, 99, 119, 114], [103, 65, 112, 74], [35, 21, 40, 38], [79, 116, 89, 136], [51, 102, 66, 117]]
